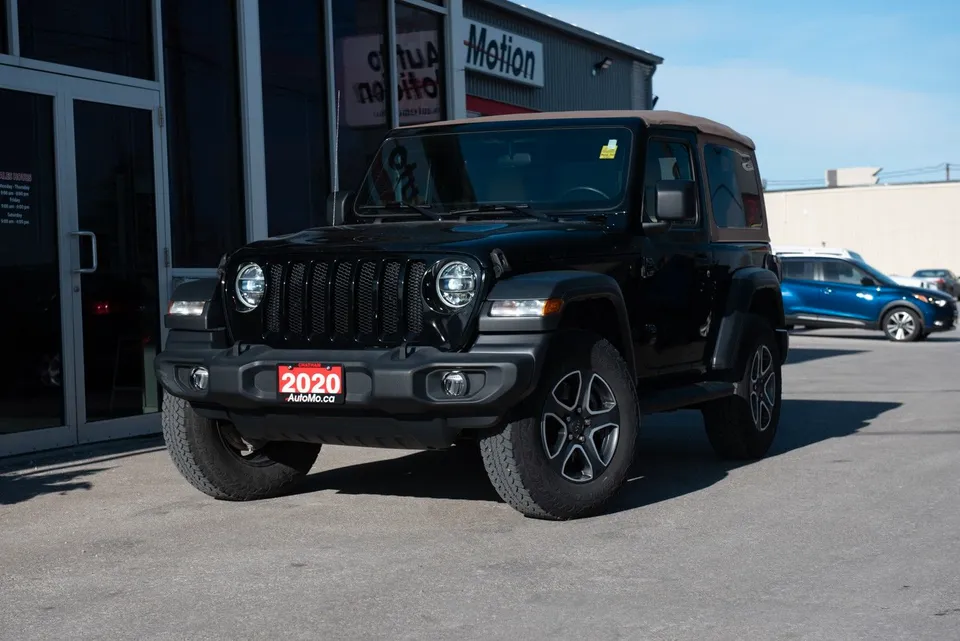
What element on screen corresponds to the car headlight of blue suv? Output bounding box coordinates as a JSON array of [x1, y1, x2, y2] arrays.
[[913, 293, 948, 307]]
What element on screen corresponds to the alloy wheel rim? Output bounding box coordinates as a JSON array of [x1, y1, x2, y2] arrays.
[[540, 370, 621, 483], [749, 345, 777, 432], [886, 311, 916, 340]]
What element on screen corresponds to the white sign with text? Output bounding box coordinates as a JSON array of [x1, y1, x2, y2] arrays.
[[462, 20, 544, 88]]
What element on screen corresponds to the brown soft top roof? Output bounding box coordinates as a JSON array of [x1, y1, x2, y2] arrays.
[[402, 109, 755, 150]]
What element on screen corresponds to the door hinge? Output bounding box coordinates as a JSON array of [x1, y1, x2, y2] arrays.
[[157, 106, 165, 128], [163, 247, 170, 267]]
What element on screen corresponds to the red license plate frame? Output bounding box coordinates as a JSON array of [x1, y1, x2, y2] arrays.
[[277, 363, 345, 404]]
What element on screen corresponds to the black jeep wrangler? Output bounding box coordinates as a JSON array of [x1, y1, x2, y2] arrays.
[[155, 110, 789, 520]]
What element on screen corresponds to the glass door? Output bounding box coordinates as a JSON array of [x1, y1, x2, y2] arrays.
[[0, 78, 75, 454], [0, 66, 168, 457], [60, 79, 168, 444]]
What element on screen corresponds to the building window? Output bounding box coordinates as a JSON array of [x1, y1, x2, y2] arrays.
[[259, 0, 330, 236], [703, 143, 763, 229], [395, 2, 446, 126], [1, 2, 8, 54], [162, 0, 246, 267], [18, 0, 155, 80], [332, 0, 391, 194]]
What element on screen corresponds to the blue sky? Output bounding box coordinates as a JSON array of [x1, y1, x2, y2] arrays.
[[521, 0, 960, 188]]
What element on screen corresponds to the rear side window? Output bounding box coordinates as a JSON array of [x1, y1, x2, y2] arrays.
[[703, 143, 763, 228], [782, 259, 815, 280]]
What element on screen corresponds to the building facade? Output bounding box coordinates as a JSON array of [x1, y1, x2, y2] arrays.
[[765, 180, 960, 279], [0, 0, 661, 457]]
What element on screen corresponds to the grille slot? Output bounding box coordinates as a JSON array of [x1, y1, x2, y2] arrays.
[[262, 258, 427, 346]]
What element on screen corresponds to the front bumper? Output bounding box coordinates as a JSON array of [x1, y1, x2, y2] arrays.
[[927, 300, 958, 332], [155, 330, 549, 448]]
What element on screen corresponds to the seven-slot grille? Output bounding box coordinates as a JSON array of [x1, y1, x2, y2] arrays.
[[261, 257, 428, 345]]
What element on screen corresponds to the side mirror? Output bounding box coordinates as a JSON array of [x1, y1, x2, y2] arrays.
[[860, 276, 876, 286], [326, 190, 353, 226], [655, 179, 697, 222]]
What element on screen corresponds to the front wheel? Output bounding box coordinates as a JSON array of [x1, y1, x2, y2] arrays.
[[479, 330, 639, 520], [882, 307, 922, 342], [161, 394, 321, 500]]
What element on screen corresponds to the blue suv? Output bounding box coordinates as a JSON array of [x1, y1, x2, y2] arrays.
[[780, 255, 958, 342]]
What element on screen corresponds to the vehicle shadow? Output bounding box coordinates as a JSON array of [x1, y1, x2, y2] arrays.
[[299, 398, 901, 514], [793, 330, 960, 343], [783, 347, 866, 365], [0, 435, 166, 506]]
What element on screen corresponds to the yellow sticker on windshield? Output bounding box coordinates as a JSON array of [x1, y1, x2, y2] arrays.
[[599, 139, 618, 159]]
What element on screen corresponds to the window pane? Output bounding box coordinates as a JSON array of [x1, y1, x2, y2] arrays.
[[163, 0, 246, 267], [259, 0, 330, 237], [822, 260, 866, 285], [642, 140, 694, 223], [395, 3, 446, 126], [782, 260, 814, 280], [1, 2, 8, 54], [18, 0, 154, 80], [0, 89, 64, 433], [332, 0, 390, 193], [354, 126, 633, 213], [704, 143, 763, 229]]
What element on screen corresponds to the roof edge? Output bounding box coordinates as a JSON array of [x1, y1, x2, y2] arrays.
[[475, 0, 665, 66]]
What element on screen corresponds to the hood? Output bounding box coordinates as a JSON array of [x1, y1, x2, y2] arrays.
[[230, 219, 630, 270]]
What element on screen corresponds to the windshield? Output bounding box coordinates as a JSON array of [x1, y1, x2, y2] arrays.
[[352, 125, 634, 217]]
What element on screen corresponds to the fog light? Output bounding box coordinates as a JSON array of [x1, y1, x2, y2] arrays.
[[935, 320, 944, 327], [190, 366, 209, 390], [441, 371, 468, 397]]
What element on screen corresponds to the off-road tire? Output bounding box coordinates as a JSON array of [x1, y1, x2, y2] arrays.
[[479, 330, 639, 520], [701, 313, 782, 460], [881, 306, 922, 342], [161, 393, 320, 500]]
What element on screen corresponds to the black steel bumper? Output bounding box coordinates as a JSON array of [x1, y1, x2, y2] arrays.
[[154, 330, 550, 449]]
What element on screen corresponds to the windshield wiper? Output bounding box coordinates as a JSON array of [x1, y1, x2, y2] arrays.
[[360, 201, 441, 221], [448, 204, 551, 221]]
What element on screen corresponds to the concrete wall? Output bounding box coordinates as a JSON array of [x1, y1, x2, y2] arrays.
[[463, 1, 652, 111], [764, 181, 960, 277]]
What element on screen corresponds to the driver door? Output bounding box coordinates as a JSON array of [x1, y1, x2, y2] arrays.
[[815, 258, 881, 326]]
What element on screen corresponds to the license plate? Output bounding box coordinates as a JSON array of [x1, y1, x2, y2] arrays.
[[277, 363, 345, 404]]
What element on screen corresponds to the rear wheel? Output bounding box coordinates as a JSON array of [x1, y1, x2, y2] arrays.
[[161, 394, 321, 500], [882, 307, 922, 342], [479, 330, 639, 520], [701, 314, 782, 460]]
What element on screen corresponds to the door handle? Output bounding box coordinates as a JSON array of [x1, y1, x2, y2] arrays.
[[822, 287, 832, 294], [71, 230, 98, 274]]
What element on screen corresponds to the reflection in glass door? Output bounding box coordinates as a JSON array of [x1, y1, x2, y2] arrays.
[[0, 87, 67, 436], [71, 100, 162, 424]]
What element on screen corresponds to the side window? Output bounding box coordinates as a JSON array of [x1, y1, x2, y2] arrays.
[[642, 139, 695, 224], [782, 259, 815, 280], [703, 143, 763, 229], [821, 259, 869, 285]]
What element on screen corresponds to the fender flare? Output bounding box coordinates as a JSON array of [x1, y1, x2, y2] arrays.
[[479, 270, 636, 378], [710, 267, 786, 371], [877, 299, 927, 330]]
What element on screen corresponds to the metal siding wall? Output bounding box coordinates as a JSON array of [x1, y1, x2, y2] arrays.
[[463, 1, 643, 111]]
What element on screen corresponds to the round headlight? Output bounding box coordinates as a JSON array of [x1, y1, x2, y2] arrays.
[[235, 263, 265, 310], [436, 261, 477, 309]]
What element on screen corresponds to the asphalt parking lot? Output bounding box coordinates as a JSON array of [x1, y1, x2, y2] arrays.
[[2, 329, 960, 641]]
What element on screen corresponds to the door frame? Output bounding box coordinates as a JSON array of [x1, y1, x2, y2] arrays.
[[0, 65, 171, 457]]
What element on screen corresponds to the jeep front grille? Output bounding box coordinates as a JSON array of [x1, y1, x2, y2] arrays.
[[261, 257, 428, 346]]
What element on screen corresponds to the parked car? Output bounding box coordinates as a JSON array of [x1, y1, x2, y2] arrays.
[[912, 269, 960, 298], [779, 253, 958, 341], [155, 110, 791, 520], [772, 246, 937, 290]]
